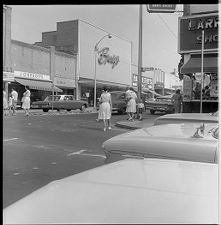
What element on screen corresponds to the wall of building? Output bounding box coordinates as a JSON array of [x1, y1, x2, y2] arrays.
[[78, 20, 132, 86], [189, 4, 218, 15], [11, 40, 77, 91], [3, 5, 12, 71]]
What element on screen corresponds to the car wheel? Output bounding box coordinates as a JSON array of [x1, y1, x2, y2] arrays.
[[150, 109, 155, 115], [80, 104, 86, 112], [118, 107, 126, 115], [67, 109, 71, 112], [43, 109, 49, 112]]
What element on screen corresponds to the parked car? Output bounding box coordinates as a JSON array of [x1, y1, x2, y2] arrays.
[[145, 95, 174, 114], [31, 95, 88, 112], [3, 157, 218, 224], [102, 122, 218, 163], [110, 91, 127, 114], [154, 111, 219, 125]]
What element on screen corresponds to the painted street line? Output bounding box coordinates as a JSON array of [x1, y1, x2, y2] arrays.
[[67, 149, 87, 156], [3, 138, 19, 142], [67, 149, 106, 159], [80, 153, 106, 159]]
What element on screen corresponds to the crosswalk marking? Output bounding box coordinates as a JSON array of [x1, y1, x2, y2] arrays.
[[3, 138, 19, 142]]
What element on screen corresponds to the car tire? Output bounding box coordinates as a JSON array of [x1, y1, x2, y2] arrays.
[[118, 107, 126, 115], [80, 104, 86, 112], [150, 110, 155, 115], [42, 109, 49, 112], [67, 109, 71, 112]]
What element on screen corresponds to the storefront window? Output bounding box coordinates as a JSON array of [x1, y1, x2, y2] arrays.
[[183, 73, 218, 101]]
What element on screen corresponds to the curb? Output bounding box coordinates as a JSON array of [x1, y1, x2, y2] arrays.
[[115, 120, 154, 130]]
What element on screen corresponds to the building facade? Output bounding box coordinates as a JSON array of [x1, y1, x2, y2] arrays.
[[35, 19, 132, 105], [178, 4, 218, 113], [3, 6, 77, 105]]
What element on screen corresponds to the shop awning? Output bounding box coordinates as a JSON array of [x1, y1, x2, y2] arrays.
[[78, 79, 128, 88], [15, 78, 63, 92], [180, 54, 218, 74]]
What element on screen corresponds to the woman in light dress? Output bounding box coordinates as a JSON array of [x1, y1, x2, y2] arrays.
[[22, 86, 31, 116], [126, 87, 137, 121], [98, 87, 112, 131], [3, 90, 8, 116]]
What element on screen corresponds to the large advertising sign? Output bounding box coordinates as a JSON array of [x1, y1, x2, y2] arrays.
[[178, 13, 218, 53]]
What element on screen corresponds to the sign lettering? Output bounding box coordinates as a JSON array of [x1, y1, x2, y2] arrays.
[[179, 13, 218, 53], [97, 47, 120, 69]]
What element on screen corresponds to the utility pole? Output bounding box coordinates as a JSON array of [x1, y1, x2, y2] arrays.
[[200, 30, 204, 113], [50, 46, 55, 113], [137, 4, 143, 100]]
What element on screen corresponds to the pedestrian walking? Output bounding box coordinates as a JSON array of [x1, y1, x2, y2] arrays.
[[8, 94, 13, 115], [137, 98, 145, 121], [96, 90, 104, 122], [126, 87, 137, 121], [22, 86, 31, 116], [98, 86, 112, 131], [11, 88, 18, 115], [172, 89, 183, 113], [3, 90, 8, 116]]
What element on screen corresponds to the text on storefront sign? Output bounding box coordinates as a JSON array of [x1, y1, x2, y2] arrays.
[[97, 47, 120, 69]]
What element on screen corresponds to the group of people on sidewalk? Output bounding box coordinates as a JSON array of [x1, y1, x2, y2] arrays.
[[125, 86, 144, 122], [3, 86, 31, 117], [96, 86, 145, 131]]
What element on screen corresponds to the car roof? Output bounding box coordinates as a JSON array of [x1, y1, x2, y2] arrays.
[[3, 158, 218, 224]]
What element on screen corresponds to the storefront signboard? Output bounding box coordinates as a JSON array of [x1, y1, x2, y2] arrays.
[[54, 77, 76, 88], [178, 13, 218, 53], [146, 4, 176, 13], [97, 47, 120, 69], [14, 71, 51, 81], [3, 71, 15, 82]]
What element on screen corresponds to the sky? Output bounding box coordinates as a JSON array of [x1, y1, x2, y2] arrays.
[[8, 4, 184, 74]]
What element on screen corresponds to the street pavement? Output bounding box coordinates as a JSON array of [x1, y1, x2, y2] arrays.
[[3, 108, 159, 207], [14, 107, 156, 130]]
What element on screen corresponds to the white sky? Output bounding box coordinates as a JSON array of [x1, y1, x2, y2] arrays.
[[8, 4, 184, 74]]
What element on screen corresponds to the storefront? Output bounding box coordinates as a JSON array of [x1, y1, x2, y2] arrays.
[[4, 70, 62, 105], [178, 11, 218, 113]]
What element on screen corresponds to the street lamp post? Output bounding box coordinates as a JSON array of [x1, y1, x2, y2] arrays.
[[94, 34, 112, 110]]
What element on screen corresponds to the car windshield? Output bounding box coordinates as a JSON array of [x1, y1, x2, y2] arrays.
[[44, 96, 61, 101]]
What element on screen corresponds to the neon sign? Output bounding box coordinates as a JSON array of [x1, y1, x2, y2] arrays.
[[97, 47, 120, 69]]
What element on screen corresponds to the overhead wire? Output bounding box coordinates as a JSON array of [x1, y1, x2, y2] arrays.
[[157, 14, 178, 40]]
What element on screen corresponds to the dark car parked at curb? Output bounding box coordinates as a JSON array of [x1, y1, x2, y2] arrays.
[[145, 95, 174, 115], [110, 91, 127, 114], [31, 95, 88, 112]]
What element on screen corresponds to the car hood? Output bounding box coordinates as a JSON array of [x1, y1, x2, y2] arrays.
[[3, 158, 218, 224], [155, 113, 218, 122], [103, 123, 218, 163]]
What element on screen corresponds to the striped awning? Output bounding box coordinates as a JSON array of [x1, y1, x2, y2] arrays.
[[15, 78, 63, 93]]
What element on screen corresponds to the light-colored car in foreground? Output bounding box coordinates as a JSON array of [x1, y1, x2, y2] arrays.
[[102, 123, 218, 163], [31, 95, 88, 112], [3, 157, 218, 224], [154, 111, 218, 125]]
